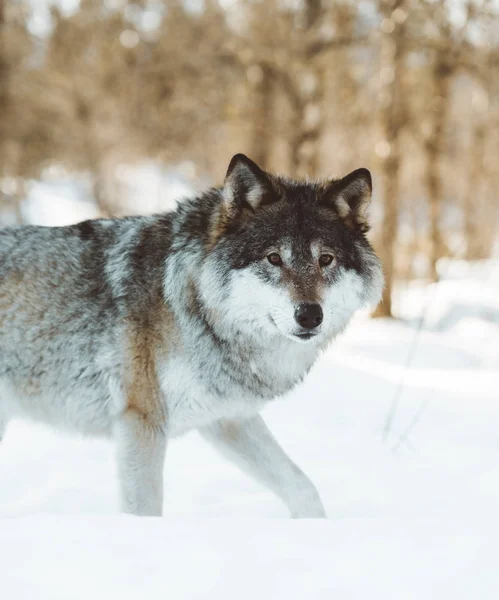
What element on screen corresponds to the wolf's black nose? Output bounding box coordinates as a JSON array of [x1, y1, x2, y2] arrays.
[[295, 303, 323, 330]]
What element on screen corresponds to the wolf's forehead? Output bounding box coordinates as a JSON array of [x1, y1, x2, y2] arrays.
[[280, 180, 319, 200], [276, 239, 322, 262]]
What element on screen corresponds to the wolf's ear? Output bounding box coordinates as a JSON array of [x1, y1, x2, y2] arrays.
[[223, 154, 273, 212], [324, 168, 372, 231]]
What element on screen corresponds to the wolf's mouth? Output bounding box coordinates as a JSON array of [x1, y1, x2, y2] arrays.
[[294, 332, 317, 341], [269, 315, 319, 342]]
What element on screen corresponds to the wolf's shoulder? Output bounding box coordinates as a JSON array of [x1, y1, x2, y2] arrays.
[[68, 213, 177, 311]]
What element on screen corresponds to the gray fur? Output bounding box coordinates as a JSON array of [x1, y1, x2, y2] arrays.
[[0, 155, 383, 517]]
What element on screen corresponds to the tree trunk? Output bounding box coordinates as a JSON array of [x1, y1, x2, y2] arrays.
[[247, 63, 273, 169], [289, 0, 324, 178], [463, 96, 488, 260], [374, 153, 400, 318], [372, 0, 407, 318], [0, 0, 6, 112], [425, 55, 452, 282], [290, 68, 324, 178], [0, 0, 8, 180]]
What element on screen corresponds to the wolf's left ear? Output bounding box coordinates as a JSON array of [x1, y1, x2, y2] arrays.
[[324, 168, 372, 230], [223, 154, 273, 212]]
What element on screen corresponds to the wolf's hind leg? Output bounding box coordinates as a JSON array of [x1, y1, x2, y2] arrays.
[[114, 409, 167, 516], [200, 415, 326, 518]]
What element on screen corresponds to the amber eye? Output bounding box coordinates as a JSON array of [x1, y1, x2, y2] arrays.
[[319, 253, 334, 267], [267, 252, 283, 266]]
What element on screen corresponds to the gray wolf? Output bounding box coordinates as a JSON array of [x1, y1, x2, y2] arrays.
[[0, 154, 383, 517]]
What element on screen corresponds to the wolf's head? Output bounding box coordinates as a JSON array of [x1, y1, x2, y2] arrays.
[[195, 154, 383, 345]]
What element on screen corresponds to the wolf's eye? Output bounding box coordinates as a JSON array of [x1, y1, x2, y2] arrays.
[[319, 253, 334, 267], [267, 252, 282, 266]]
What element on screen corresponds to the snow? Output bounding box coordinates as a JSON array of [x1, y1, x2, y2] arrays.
[[23, 179, 99, 226], [3, 517, 498, 600], [114, 162, 195, 214], [21, 165, 194, 226], [1, 259, 499, 599]]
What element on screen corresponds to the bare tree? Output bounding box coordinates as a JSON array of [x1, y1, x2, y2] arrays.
[[463, 87, 488, 260], [289, 0, 325, 177], [373, 0, 408, 317], [0, 0, 7, 114], [247, 63, 274, 169], [423, 48, 453, 282], [0, 0, 31, 223]]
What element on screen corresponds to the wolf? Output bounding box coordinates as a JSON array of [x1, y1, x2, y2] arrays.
[[0, 154, 383, 517]]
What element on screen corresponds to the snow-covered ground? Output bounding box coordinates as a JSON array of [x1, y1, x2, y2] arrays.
[[1, 260, 499, 599]]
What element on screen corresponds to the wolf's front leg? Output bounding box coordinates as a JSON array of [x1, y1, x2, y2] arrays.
[[200, 415, 326, 518], [114, 409, 167, 516]]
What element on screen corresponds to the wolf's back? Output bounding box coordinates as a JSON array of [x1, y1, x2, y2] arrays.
[[0, 222, 124, 378], [0, 224, 99, 308]]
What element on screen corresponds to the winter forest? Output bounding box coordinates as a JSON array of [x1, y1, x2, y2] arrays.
[[1, 1, 499, 599], [0, 0, 498, 315]]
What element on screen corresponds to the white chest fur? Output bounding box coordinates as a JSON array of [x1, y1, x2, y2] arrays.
[[157, 338, 319, 437], [158, 357, 263, 436]]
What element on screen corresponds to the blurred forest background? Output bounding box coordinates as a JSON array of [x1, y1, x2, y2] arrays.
[[0, 0, 498, 316]]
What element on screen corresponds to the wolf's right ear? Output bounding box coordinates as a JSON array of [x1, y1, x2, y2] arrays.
[[223, 154, 274, 212], [323, 168, 372, 232]]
